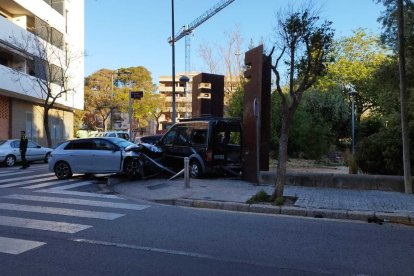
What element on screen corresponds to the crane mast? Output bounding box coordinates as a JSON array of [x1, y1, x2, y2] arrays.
[[168, 0, 235, 73]]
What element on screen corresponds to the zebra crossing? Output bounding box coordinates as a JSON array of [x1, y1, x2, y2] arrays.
[[0, 164, 149, 255]]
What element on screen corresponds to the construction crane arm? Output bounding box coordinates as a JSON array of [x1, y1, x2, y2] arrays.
[[168, 0, 235, 44]]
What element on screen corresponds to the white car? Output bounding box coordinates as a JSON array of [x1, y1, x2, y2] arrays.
[[0, 139, 53, 167], [48, 137, 142, 179]]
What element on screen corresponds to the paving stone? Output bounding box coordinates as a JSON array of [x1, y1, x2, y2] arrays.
[[174, 199, 194, 207], [375, 212, 410, 223], [249, 204, 281, 214], [193, 200, 223, 209], [222, 202, 250, 212], [280, 206, 307, 217], [347, 210, 375, 221]]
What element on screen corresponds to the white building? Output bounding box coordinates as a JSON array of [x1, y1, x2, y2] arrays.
[[0, 0, 84, 146]]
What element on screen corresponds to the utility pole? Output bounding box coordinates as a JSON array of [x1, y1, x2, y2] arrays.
[[397, 0, 412, 194]]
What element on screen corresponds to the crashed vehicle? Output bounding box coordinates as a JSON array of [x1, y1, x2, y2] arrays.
[[151, 117, 242, 178], [49, 137, 165, 180]]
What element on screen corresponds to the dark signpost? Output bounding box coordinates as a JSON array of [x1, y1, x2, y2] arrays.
[[129, 91, 143, 141]]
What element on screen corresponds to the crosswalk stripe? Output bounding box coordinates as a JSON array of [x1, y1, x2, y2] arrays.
[[4, 194, 149, 211], [0, 215, 91, 233], [49, 181, 93, 190], [0, 176, 61, 189], [0, 173, 53, 184], [0, 203, 124, 220], [22, 178, 79, 189], [36, 189, 122, 199], [0, 237, 45, 255], [0, 171, 36, 178]]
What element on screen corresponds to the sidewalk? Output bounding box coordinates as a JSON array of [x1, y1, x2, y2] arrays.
[[112, 177, 414, 224]]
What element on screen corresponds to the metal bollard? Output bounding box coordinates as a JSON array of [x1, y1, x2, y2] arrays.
[[184, 157, 190, 188]]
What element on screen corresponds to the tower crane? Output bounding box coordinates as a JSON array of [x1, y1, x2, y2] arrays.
[[168, 0, 236, 73]]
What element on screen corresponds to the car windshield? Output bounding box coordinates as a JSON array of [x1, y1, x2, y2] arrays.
[[110, 138, 134, 149]]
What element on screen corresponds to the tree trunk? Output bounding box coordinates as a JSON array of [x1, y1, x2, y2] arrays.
[[43, 107, 52, 148], [397, 0, 412, 194], [272, 109, 293, 200]]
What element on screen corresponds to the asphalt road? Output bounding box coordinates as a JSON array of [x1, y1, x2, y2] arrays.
[[0, 163, 413, 275]]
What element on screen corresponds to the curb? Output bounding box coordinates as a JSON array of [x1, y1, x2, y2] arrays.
[[170, 199, 414, 224]]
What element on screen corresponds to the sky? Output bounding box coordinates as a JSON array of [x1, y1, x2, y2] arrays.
[[85, 0, 385, 83]]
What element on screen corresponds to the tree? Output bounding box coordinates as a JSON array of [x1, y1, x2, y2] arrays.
[[322, 30, 390, 126], [270, 8, 334, 201], [8, 30, 83, 147]]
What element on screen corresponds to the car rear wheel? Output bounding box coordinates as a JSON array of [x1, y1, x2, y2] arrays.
[[54, 161, 73, 180], [44, 152, 51, 163], [190, 159, 203, 178], [124, 158, 143, 180], [4, 155, 16, 167]]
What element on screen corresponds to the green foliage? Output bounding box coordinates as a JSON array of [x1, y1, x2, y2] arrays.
[[270, 88, 349, 159], [226, 85, 244, 119], [246, 190, 271, 204], [275, 197, 284, 206]]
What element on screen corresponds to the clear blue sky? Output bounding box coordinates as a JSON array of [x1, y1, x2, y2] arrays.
[[85, 0, 385, 82]]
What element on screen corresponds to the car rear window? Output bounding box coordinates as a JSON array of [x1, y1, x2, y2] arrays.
[[0, 140, 6, 146]]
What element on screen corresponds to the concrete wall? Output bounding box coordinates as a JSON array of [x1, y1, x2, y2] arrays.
[[260, 171, 406, 192]]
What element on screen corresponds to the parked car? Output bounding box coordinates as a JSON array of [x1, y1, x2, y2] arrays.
[[155, 117, 242, 178], [101, 131, 130, 140], [48, 137, 161, 180], [0, 139, 53, 167], [136, 134, 163, 145]]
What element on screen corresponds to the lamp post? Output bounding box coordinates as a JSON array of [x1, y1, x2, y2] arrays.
[[348, 90, 358, 155], [171, 0, 177, 124], [179, 75, 190, 118]]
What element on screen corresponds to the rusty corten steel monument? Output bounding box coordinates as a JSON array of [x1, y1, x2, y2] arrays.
[[191, 73, 224, 117], [242, 45, 271, 183]]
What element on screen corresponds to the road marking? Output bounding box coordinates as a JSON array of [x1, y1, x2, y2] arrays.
[[48, 182, 93, 190], [0, 237, 45, 255], [71, 238, 283, 270], [0, 173, 52, 184], [22, 178, 79, 189], [0, 171, 35, 177], [0, 215, 91, 233], [3, 194, 149, 211], [1, 176, 62, 189], [36, 189, 122, 199], [0, 203, 124, 220]]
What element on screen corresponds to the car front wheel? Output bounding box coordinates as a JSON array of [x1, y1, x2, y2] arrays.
[[4, 155, 16, 167], [124, 158, 143, 180], [190, 159, 203, 178], [54, 161, 73, 180]]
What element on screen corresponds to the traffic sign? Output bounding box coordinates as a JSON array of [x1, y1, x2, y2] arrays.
[[130, 91, 143, 99]]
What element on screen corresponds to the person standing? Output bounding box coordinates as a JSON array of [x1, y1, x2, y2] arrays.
[[19, 130, 29, 169]]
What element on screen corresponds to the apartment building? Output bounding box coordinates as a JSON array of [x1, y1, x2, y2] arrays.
[[158, 72, 197, 130], [0, 0, 84, 146]]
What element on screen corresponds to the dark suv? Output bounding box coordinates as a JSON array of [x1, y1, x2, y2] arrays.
[[157, 117, 242, 178]]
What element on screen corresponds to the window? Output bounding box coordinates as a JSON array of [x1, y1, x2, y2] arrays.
[[175, 127, 191, 146], [65, 140, 92, 150], [28, 141, 39, 148], [191, 129, 207, 145], [93, 139, 115, 151], [11, 141, 19, 148], [162, 130, 176, 145]]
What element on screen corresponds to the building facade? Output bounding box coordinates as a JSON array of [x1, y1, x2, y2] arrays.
[[158, 72, 197, 130], [0, 0, 84, 147]]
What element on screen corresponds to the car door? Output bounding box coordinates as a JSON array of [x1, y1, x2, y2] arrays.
[[172, 126, 194, 164], [65, 139, 94, 172], [158, 127, 177, 167], [26, 141, 43, 161], [10, 141, 21, 162], [90, 139, 122, 172]]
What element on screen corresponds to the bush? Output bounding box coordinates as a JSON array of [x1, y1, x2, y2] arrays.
[[246, 190, 271, 204]]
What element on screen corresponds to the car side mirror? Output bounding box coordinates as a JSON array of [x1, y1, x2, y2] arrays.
[[37, 145, 41, 148]]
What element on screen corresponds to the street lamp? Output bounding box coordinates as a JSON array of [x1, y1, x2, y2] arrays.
[[348, 90, 358, 155], [171, 0, 177, 124], [117, 70, 133, 140], [179, 75, 190, 118]]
